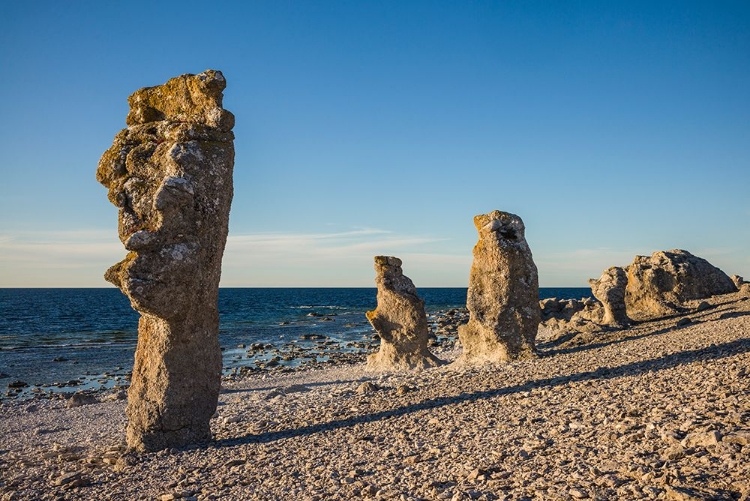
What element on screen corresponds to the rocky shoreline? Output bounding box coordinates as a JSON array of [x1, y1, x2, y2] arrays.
[[1, 308, 468, 402], [1, 292, 748, 500]]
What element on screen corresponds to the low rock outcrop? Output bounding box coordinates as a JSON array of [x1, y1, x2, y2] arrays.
[[625, 249, 737, 319], [457, 211, 540, 364], [97, 70, 234, 452], [366, 256, 444, 370], [588, 267, 631, 327]]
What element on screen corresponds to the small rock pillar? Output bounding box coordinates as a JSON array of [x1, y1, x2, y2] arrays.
[[366, 256, 444, 370], [97, 70, 234, 451], [457, 211, 540, 364], [589, 266, 631, 328]]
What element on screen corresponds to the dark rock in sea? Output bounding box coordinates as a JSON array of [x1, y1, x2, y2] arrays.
[[300, 334, 327, 340], [8, 380, 28, 388], [307, 312, 324, 317], [0, 373, 10, 379], [53, 357, 69, 362]]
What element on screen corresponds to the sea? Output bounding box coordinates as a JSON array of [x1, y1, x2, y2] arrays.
[[0, 287, 590, 398]]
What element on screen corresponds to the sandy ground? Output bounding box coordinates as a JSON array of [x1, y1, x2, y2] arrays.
[[1, 293, 749, 501]]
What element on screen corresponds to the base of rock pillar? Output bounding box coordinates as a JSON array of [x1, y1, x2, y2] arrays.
[[455, 322, 537, 365], [126, 422, 213, 453], [366, 344, 445, 371]]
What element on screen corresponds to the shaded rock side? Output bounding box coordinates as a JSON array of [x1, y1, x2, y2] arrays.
[[588, 266, 631, 328], [97, 70, 234, 452], [365, 256, 444, 370], [457, 211, 540, 364], [625, 249, 737, 320]]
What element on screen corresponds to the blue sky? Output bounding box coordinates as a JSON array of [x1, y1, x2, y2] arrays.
[[1, 1, 748, 287]]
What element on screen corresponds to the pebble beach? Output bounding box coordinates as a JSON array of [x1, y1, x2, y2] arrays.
[[1, 292, 748, 501]]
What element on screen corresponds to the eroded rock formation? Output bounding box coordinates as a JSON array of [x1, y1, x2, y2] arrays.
[[457, 211, 540, 364], [588, 266, 631, 328], [366, 256, 443, 370], [625, 249, 737, 319], [97, 70, 234, 452]]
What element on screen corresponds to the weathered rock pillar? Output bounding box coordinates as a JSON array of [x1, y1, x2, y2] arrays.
[[457, 211, 540, 364], [589, 266, 631, 328], [96, 70, 234, 452], [366, 256, 444, 370]]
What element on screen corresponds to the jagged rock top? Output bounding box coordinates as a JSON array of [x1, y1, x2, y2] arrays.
[[125, 70, 234, 131]]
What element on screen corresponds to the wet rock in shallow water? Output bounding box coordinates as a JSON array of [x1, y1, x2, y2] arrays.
[[97, 70, 234, 452], [457, 211, 540, 364], [365, 256, 444, 370]]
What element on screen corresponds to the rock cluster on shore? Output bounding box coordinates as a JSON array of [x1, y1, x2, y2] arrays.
[[541, 249, 740, 342]]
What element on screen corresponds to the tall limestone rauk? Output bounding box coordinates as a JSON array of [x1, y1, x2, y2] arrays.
[[457, 211, 540, 364], [365, 256, 444, 370], [97, 70, 235, 452]]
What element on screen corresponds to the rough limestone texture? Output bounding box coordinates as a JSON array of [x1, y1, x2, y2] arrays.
[[588, 266, 631, 328], [730, 275, 745, 289], [96, 70, 234, 452], [365, 256, 444, 370], [457, 211, 540, 364], [625, 249, 737, 320]]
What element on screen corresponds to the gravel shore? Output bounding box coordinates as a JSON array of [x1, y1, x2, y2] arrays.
[[1, 293, 748, 500]]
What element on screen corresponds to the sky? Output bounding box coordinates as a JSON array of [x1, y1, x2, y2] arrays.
[[0, 1, 748, 288]]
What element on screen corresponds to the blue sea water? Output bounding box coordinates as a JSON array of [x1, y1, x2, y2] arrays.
[[0, 287, 590, 396]]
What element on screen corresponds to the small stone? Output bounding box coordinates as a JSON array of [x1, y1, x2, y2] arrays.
[[67, 393, 98, 408], [55, 471, 82, 486], [357, 382, 380, 394], [676, 317, 692, 327], [395, 385, 414, 395], [569, 487, 589, 499], [682, 430, 721, 448]]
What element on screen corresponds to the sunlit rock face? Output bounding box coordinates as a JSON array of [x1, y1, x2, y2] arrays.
[[589, 266, 631, 328], [457, 210, 540, 365], [365, 256, 444, 371], [97, 70, 234, 452], [625, 249, 737, 320]]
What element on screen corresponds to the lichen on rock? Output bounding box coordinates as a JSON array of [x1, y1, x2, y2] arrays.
[[97, 70, 234, 452]]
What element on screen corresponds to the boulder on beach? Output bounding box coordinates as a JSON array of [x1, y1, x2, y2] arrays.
[[365, 256, 444, 370], [625, 249, 737, 320], [457, 210, 540, 364], [97, 70, 234, 452]]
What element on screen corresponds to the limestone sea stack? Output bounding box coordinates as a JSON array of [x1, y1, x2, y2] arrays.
[[625, 249, 737, 320], [588, 266, 631, 328], [457, 211, 540, 364], [365, 256, 444, 370], [96, 70, 235, 452]]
